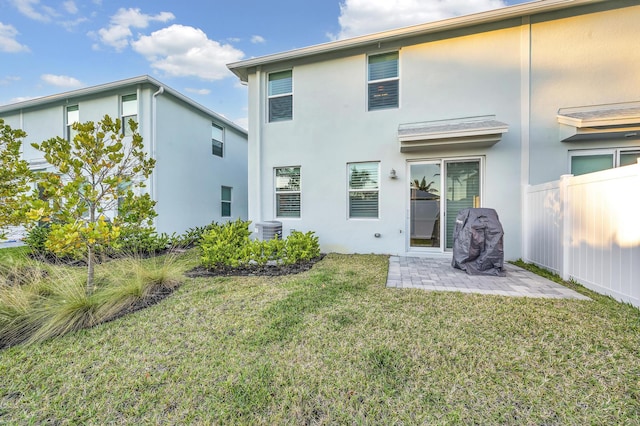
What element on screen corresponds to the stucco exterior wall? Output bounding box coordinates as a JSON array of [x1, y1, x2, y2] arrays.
[[528, 2, 640, 184], [154, 94, 248, 234], [249, 24, 525, 258]]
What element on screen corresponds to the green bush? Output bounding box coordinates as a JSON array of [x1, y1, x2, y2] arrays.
[[200, 219, 251, 268], [113, 226, 173, 256], [23, 224, 51, 255], [284, 231, 320, 265], [171, 222, 218, 248], [199, 220, 320, 269]]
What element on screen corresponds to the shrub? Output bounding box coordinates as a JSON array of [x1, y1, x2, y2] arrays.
[[172, 222, 218, 249], [199, 220, 320, 269], [284, 231, 320, 265], [200, 219, 251, 268], [23, 224, 52, 255], [113, 226, 172, 256]]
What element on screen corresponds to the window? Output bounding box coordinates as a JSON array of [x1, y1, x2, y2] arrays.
[[348, 162, 379, 218], [368, 52, 399, 111], [117, 181, 132, 215], [121, 94, 137, 136], [570, 148, 640, 176], [66, 105, 79, 141], [275, 167, 300, 218], [268, 70, 293, 122], [221, 186, 232, 217], [212, 123, 224, 157]]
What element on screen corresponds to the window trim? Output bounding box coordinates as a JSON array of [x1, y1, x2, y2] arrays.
[[274, 166, 301, 218], [367, 51, 400, 112], [121, 94, 138, 136], [66, 105, 79, 142], [569, 147, 640, 175], [347, 161, 380, 220], [212, 123, 225, 157], [267, 70, 293, 123], [221, 185, 232, 217]]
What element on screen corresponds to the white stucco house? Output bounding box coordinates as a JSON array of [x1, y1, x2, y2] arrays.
[[0, 75, 248, 237], [227, 0, 640, 260]]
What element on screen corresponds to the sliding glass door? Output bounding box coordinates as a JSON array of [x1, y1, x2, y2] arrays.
[[409, 158, 481, 251]]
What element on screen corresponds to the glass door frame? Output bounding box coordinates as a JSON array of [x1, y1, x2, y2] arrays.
[[406, 156, 484, 253]]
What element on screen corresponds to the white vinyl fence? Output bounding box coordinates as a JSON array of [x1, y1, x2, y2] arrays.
[[525, 160, 640, 308]]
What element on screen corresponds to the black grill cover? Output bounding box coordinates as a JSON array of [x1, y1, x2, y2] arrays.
[[451, 208, 505, 276]]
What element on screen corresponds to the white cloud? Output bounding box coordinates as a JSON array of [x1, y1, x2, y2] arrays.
[[41, 74, 83, 88], [0, 76, 21, 85], [251, 35, 265, 44], [63, 1, 78, 14], [185, 88, 211, 95], [131, 24, 244, 81], [0, 23, 30, 53], [11, 0, 57, 22], [96, 8, 175, 51], [332, 0, 508, 39]]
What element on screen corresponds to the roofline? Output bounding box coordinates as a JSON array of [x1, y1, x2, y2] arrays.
[[0, 75, 247, 136], [227, 0, 608, 82]]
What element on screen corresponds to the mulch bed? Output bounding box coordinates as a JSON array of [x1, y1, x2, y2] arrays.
[[184, 254, 325, 278]]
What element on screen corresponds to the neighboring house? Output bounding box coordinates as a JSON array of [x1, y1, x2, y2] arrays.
[[0, 75, 248, 237], [228, 0, 640, 260]]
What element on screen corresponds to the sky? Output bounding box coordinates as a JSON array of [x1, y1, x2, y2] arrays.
[[1, 0, 531, 130]]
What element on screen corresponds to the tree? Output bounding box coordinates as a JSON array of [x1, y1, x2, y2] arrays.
[[28, 115, 156, 294], [0, 119, 31, 239]]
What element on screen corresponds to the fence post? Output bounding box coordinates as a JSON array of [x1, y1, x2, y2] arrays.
[[559, 174, 572, 281]]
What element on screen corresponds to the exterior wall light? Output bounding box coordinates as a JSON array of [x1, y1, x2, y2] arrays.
[[389, 169, 397, 179]]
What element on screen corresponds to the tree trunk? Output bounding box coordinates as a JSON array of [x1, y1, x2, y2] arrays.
[[87, 206, 96, 295], [87, 244, 95, 295]]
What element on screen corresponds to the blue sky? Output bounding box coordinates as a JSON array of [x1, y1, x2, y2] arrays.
[[1, 0, 530, 129]]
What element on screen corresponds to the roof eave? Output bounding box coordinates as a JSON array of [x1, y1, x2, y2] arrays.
[[0, 75, 247, 136], [227, 0, 607, 82]]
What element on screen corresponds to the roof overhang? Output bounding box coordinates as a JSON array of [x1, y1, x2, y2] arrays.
[[398, 116, 508, 153], [558, 101, 640, 142], [227, 0, 609, 82], [0, 75, 248, 136]]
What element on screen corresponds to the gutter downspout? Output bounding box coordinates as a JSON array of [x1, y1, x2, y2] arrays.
[[151, 86, 164, 228], [255, 67, 263, 224]]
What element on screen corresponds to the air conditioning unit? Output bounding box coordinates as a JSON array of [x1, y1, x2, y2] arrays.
[[256, 221, 283, 241]]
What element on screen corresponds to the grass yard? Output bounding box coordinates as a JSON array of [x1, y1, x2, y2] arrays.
[[1, 252, 639, 424]]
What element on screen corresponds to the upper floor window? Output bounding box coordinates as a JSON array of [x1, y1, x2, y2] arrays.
[[570, 148, 640, 176], [66, 105, 79, 141], [212, 123, 224, 157], [368, 52, 399, 111], [348, 162, 380, 218], [275, 166, 300, 218], [268, 70, 293, 122], [121, 94, 138, 136]]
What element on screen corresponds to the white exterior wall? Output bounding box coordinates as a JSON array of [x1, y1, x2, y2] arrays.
[[154, 94, 248, 234], [528, 3, 640, 184], [250, 23, 524, 258]]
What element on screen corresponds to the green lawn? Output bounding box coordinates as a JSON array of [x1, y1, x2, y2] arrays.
[[1, 252, 639, 424]]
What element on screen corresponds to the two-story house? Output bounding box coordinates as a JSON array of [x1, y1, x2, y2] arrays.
[[0, 75, 248, 237], [228, 0, 640, 260]]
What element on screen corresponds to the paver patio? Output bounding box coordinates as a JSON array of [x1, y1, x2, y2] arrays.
[[387, 256, 590, 300]]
